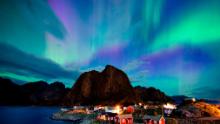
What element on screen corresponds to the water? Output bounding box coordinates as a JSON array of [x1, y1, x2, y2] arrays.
[[0, 106, 73, 124]]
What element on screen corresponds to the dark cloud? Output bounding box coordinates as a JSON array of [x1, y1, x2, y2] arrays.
[[0, 43, 79, 82]]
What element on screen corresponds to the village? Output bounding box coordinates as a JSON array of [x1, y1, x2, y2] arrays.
[[51, 102, 177, 124], [51, 97, 220, 124]]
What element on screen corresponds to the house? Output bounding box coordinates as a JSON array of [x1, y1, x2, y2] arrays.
[[163, 103, 176, 116], [143, 115, 165, 124], [96, 112, 117, 122], [105, 106, 121, 114], [126, 106, 134, 113], [115, 114, 133, 124]]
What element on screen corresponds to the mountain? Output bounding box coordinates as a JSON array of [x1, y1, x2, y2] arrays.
[[0, 65, 172, 106], [22, 81, 69, 105], [171, 95, 189, 104], [134, 86, 173, 104], [199, 99, 220, 104], [64, 65, 136, 105], [0, 77, 28, 105], [0, 77, 68, 106]]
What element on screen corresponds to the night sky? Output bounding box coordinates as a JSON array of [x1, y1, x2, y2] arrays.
[[0, 0, 220, 99]]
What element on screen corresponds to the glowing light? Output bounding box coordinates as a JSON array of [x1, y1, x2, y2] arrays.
[[115, 105, 121, 114], [163, 103, 176, 109], [139, 102, 142, 106]]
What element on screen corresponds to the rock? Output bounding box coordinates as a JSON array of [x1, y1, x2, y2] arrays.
[[0, 77, 28, 105], [171, 102, 220, 118], [64, 65, 136, 105], [134, 86, 172, 104], [0, 65, 172, 106], [171, 95, 189, 104], [22, 81, 67, 105], [40, 82, 67, 105], [0, 77, 68, 106]]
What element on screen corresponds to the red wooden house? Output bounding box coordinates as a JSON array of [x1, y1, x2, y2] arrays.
[[114, 114, 133, 124]]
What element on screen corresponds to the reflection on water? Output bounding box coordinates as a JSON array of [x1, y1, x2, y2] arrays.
[[0, 107, 72, 124]]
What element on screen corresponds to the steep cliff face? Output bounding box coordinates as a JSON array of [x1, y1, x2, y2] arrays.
[[64, 65, 136, 105]]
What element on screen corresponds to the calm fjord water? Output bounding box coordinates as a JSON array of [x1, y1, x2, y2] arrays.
[[0, 107, 71, 124]]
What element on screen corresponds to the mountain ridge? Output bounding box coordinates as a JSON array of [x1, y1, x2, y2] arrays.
[[0, 65, 172, 106]]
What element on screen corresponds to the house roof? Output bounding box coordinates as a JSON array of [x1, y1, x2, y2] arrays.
[[143, 115, 164, 121], [117, 114, 133, 119]]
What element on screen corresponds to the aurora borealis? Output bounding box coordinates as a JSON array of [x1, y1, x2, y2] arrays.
[[0, 0, 220, 99]]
